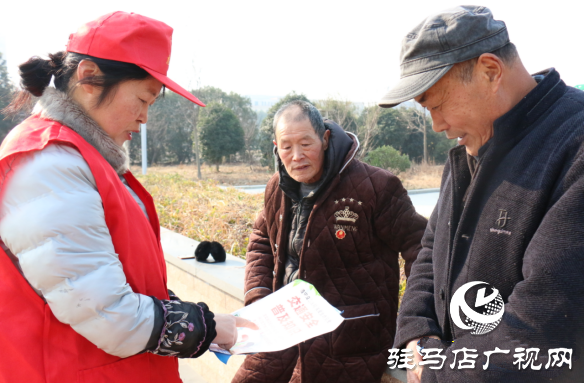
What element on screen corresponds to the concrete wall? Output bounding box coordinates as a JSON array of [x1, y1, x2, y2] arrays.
[[161, 227, 404, 383], [165, 254, 246, 383], [161, 228, 247, 383]]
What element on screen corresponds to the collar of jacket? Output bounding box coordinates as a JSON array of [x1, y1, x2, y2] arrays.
[[275, 120, 359, 201], [482, 68, 566, 156], [447, 69, 567, 243], [33, 88, 129, 175]]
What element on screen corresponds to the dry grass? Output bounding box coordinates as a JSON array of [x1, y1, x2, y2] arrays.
[[398, 162, 444, 190], [133, 161, 444, 190], [135, 172, 263, 258], [136, 162, 443, 304], [132, 163, 275, 186]]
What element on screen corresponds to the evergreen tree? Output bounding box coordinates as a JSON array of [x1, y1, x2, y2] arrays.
[[199, 103, 244, 171], [193, 87, 257, 162]]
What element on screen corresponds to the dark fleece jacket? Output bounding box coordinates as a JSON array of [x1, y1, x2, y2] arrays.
[[397, 69, 584, 382], [233, 121, 427, 383]]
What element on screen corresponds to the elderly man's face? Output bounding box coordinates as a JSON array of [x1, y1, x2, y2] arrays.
[[415, 66, 496, 156], [274, 116, 330, 184]]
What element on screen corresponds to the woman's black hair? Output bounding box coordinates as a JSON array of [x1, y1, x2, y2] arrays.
[[5, 51, 158, 114]]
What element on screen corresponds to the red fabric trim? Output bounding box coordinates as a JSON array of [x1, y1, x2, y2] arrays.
[[0, 116, 178, 382]]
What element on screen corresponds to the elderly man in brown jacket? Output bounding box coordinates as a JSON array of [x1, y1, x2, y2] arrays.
[[232, 101, 427, 383]]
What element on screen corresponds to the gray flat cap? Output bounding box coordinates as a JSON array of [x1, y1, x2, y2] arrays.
[[379, 5, 509, 108]]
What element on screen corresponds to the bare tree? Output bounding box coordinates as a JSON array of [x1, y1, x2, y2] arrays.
[[316, 97, 359, 133], [356, 105, 382, 160], [316, 97, 384, 160], [401, 104, 429, 164], [143, 104, 170, 164], [192, 107, 202, 179], [171, 97, 202, 178], [185, 59, 203, 178]]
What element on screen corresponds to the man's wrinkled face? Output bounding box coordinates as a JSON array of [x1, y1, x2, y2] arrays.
[[274, 112, 329, 184], [415, 67, 495, 156]]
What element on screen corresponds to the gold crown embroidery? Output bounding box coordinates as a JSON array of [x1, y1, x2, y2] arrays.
[[334, 206, 359, 223]]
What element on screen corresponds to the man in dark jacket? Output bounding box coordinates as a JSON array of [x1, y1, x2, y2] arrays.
[[379, 5, 584, 383], [232, 100, 427, 383]]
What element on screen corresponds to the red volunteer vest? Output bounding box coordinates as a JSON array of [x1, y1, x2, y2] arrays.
[[0, 116, 182, 383]]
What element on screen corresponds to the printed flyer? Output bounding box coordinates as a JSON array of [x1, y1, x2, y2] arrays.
[[210, 279, 344, 358]]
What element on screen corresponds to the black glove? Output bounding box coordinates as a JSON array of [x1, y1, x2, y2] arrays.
[[145, 296, 217, 358]]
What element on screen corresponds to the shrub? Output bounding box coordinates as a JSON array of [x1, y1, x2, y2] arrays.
[[364, 145, 411, 173]]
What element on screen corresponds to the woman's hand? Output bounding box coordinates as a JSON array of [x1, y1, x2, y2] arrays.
[[213, 314, 258, 350]]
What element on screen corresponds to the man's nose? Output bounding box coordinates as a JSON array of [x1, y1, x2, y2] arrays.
[[430, 110, 448, 133], [292, 146, 304, 161]]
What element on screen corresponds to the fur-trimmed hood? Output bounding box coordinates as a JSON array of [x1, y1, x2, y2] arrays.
[[33, 88, 129, 175]]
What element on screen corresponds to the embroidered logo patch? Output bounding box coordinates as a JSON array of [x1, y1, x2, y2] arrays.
[[490, 209, 512, 235], [333, 200, 360, 238], [496, 209, 511, 228], [334, 206, 359, 223]]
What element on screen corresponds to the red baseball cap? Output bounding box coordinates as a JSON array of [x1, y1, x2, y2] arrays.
[[67, 11, 205, 107]]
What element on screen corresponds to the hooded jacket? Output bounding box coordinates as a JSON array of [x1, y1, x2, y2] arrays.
[[280, 120, 354, 285], [233, 121, 427, 383]]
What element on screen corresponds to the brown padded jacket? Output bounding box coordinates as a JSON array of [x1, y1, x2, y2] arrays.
[[233, 125, 427, 383]]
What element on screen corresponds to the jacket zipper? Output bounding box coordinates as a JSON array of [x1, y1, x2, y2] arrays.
[[292, 198, 304, 279]]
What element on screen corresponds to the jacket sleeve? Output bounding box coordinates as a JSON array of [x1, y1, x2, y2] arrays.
[[419, 152, 584, 382], [243, 209, 274, 306], [145, 292, 217, 358], [374, 173, 428, 277], [0, 145, 156, 358], [392, 204, 443, 349]]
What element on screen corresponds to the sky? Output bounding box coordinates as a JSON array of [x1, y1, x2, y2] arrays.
[[2, 0, 583, 104]]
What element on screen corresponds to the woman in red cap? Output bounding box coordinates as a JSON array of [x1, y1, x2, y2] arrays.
[[0, 11, 254, 383]]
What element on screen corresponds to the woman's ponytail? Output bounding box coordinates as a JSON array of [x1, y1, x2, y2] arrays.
[[19, 52, 65, 97], [3, 51, 66, 115]]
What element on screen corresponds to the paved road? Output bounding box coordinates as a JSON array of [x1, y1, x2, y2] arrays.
[[179, 360, 208, 383], [229, 185, 440, 218], [407, 188, 440, 217], [229, 184, 268, 194]]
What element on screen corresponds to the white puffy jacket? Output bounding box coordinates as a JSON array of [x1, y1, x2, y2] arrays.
[[0, 143, 156, 358]]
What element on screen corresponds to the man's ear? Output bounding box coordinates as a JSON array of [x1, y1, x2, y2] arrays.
[[476, 53, 504, 91], [76, 60, 102, 94], [322, 130, 331, 150], [273, 139, 277, 146]]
